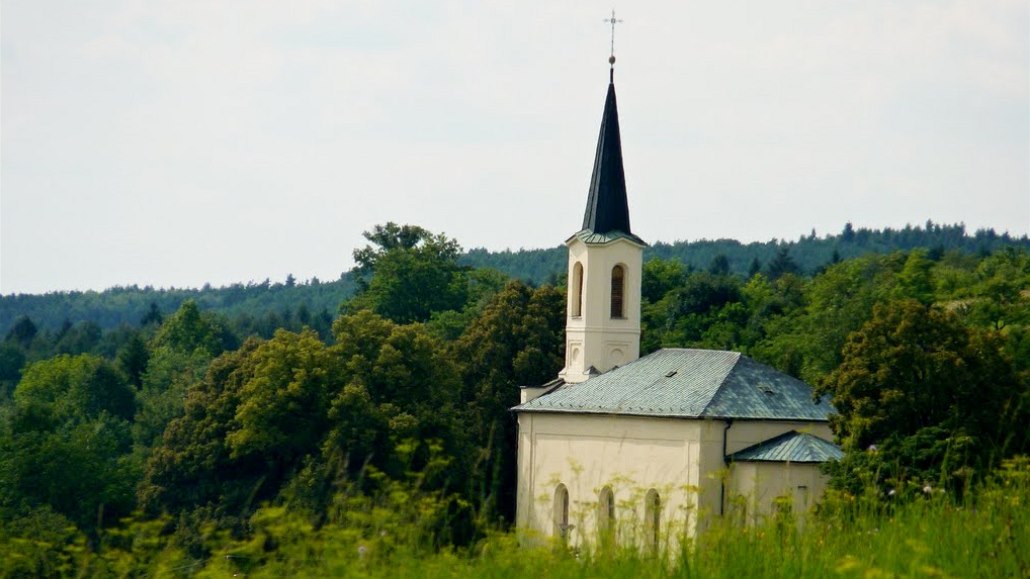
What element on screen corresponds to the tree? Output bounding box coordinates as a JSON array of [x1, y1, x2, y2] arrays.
[[818, 299, 1027, 493], [642, 258, 687, 304], [151, 300, 232, 357], [5, 316, 38, 347], [352, 222, 460, 276], [140, 341, 264, 516], [454, 281, 565, 521], [142, 311, 466, 522], [347, 224, 469, 324], [760, 254, 898, 384], [765, 246, 800, 280], [3, 355, 137, 532], [707, 254, 731, 276], [131, 345, 211, 450], [54, 321, 102, 355], [747, 257, 762, 279], [14, 354, 135, 428], [641, 271, 745, 351], [140, 302, 163, 327], [0, 342, 26, 391], [226, 329, 338, 467], [842, 222, 856, 243], [894, 249, 934, 304], [117, 333, 150, 388]]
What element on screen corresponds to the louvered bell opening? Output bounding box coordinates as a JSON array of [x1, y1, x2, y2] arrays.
[[610, 265, 625, 318]]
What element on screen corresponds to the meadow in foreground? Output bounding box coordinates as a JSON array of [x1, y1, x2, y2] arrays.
[[5, 457, 1027, 578]]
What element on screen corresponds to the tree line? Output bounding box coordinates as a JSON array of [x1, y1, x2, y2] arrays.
[[4, 220, 1027, 338], [465, 220, 1030, 283]]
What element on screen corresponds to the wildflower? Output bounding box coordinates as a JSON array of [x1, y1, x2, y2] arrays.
[[923, 485, 932, 494], [888, 489, 896, 497], [357, 545, 368, 558], [867, 444, 878, 452]]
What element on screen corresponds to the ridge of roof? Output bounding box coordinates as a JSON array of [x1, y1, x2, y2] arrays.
[[697, 351, 743, 417]]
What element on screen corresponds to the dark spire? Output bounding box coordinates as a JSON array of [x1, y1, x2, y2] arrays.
[[582, 66, 632, 235]]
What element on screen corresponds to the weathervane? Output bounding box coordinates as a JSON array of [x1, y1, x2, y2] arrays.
[[604, 9, 623, 66]]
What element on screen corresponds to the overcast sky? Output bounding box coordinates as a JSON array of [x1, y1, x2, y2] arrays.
[[2, 1, 1027, 294]]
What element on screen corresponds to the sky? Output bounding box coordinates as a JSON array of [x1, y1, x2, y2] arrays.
[[2, 1, 1027, 294]]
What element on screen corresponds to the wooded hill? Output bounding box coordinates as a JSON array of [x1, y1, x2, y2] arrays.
[[3, 221, 1027, 337], [465, 221, 1030, 284]]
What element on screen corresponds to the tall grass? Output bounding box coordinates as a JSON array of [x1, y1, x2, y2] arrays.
[[6, 457, 1029, 577]]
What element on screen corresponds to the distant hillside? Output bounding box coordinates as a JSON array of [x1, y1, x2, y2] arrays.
[[3, 221, 1027, 334], [463, 221, 1030, 283], [0, 276, 356, 335]]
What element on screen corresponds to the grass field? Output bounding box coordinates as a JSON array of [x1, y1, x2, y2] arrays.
[[6, 458, 1029, 578]]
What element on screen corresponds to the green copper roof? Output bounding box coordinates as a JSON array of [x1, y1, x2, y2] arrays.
[[513, 348, 835, 421], [728, 431, 843, 463], [568, 229, 646, 246]]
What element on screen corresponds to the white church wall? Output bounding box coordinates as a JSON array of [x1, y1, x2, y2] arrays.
[[517, 414, 837, 545], [699, 419, 833, 518], [516, 412, 704, 548], [728, 462, 829, 525], [725, 421, 834, 455], [519, 386, 550, 404]]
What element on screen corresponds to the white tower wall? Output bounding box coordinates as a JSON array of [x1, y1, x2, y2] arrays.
[[559, 235, 643, 383]]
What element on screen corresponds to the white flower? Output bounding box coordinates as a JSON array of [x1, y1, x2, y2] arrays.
[[357, 545, 368, 558], [888, 489, 896, 496], [923, 485, 932, 494], [867, 444, 878, 452]]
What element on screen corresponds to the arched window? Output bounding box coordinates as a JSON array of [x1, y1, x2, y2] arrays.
[[610, 265, 625, 318], [598, 486, 616, 538], [571, 262, 584, 318], [554, 484, 570, 543], [644, 489, 660, 551]]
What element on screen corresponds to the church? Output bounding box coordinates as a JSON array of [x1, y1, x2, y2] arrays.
[[512, 60, 841, 548]]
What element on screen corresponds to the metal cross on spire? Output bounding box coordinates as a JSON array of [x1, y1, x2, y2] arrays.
[[604, 9, 623, 65]]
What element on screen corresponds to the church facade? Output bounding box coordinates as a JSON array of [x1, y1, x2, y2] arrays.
[[512, 65, 841, 548]]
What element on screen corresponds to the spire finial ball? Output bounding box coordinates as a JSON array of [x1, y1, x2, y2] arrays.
[[609, 55, 616, 65]]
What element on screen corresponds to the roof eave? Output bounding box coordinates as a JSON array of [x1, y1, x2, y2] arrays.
[[512, 407, 831, 421], [564, 229, 648, 247]]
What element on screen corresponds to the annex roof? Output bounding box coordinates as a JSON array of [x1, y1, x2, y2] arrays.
[[727, 431, 843, 463], [513, 348, 835, 421]]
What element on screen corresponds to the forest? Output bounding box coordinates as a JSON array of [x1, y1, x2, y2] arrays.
[[3, 220, 1028, 337], [1, 221, 1029, 576]]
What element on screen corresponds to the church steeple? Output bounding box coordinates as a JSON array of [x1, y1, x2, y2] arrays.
[[582, 69, 632, 236], [559, 60, 644, 384]]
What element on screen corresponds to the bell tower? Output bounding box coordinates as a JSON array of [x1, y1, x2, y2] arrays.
[[559, 61, 645, 384]]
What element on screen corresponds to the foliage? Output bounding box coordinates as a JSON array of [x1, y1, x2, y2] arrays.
[[347, 223, 471, 324], [1, 355, 138, 534], [151, 300, 233, 357], [454, 281, 565, 520], [4, 457, 1030, 577], [818, 300, 1028, 494]]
